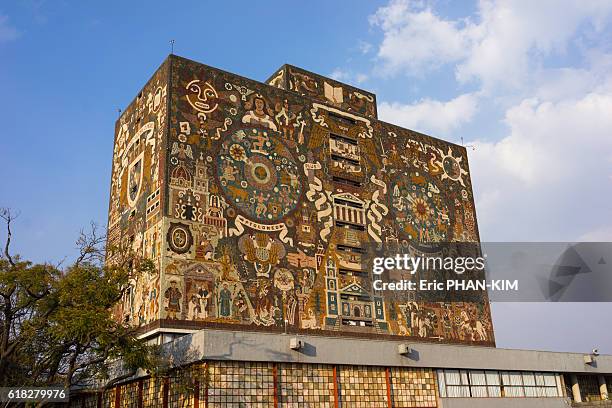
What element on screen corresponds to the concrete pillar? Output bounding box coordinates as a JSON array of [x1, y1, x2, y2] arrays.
[[599, 375, 609, 400], [571, 375, 582, 403]]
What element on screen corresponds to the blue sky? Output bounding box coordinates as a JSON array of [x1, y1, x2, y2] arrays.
[[1, 0, 611, 353]]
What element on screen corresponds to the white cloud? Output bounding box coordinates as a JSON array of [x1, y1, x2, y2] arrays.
[[355, 73, 369, 84], [366, 0, 612, 241], [0, 14, 19, 43], [456, 0, 612, 91], [330, 69, 349, 82], [378, 93, 478, 136], [329, 69, 369, 86], [470, 89, 612, 241], [370, 0, 473, 75], [370, 0, 612, 90], [579, 226, 612, 242], [357, 40, 372, 54]]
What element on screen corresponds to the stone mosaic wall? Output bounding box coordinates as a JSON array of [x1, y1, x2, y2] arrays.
[[278, 363, 336, 407], [266, 65, 377, 119], [337, 365, 389, 407], [108, 59, 169, 327], [390, 368, 437, 407], [69, 361, 438, 407], [109, 54, 494, 346], [206, 361, 276, 406]]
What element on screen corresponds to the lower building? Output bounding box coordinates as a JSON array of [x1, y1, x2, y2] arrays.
[[70, 328, 612, 407]]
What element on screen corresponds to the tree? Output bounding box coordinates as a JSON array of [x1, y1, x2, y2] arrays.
[[0, 208, 158, 392]]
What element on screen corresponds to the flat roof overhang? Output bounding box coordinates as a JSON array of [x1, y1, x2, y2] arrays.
[[163, 328, 612, 375]]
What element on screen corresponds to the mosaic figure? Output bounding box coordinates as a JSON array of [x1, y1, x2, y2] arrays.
[[164, 280, 182, 319]]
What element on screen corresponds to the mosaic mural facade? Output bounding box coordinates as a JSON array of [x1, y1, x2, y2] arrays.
[[108, 59, 169, 327], [108, 55, 494, 346]]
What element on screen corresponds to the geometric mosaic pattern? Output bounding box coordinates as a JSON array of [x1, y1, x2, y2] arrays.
[[142, 376, 164, 408], [390, 368, 437, 407], [337, 365, 389, 407], [120, 381, 140, 407], [71, 361, 439, 407], [205, 361, 275, 407], [278, 363, 336, 407]]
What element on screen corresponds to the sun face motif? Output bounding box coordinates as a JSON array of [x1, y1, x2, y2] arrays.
[[438, 147, 468, 186], [185, 80, 219, 114]]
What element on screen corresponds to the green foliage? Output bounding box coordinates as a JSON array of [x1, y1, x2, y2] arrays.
[[0, 211, 158, 388]]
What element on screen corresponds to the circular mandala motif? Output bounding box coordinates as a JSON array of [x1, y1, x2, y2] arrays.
[[245, 155, 277, 190], [390, 171, 451, 246], [216, 128, 302, 222], [167, 222, 193, 254], [274, 268, 294, 291]]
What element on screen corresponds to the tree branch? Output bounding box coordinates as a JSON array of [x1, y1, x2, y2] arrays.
[[0, 208, 19, 267], [103, 369, 138, 390], [75, 222, 106, 267]]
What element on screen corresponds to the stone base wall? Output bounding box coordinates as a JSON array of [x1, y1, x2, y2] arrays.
[[572, 402, 612, 407]]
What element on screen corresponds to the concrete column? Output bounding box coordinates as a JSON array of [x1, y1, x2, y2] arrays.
[[599, 375, 609, 400], [571, 375, 582, 403]]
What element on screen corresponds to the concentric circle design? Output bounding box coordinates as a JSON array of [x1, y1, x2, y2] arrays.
[[167, 222, 193, 254], [245, 155, 277, 190], [217, 128, 302, 222], [390, 171, 451, 245]]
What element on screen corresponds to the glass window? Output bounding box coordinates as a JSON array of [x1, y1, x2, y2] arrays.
[[445, 370, 470, 397], [502, 371, 525, 397], [439, 369, 561, 399], [523, 372, 538, 397], [469, 371, 488, 397], [486, 371, 502, 397], [437, 370, 447, 397]]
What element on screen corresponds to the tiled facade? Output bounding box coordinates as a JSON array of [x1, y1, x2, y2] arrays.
[[390, 368, 437, 407], [277, 363, 336, 407], [142, 377, 164, 407], [574, 375, 609, 402], [206, 361, 276, 406], [337, 365, 389, 407], [70, 361, 438, 408]]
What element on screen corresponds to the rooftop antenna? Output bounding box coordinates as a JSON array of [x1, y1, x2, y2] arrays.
[[170, 39, 175, 55], [460, 136, 476, 151]]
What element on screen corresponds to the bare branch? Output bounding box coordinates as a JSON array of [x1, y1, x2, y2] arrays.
[[0, 208, 19, 267], [75, 222, 106, 267]]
